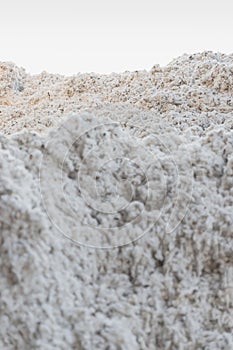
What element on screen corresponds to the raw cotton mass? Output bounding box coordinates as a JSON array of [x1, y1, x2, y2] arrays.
[[0, 52, 233, 349]]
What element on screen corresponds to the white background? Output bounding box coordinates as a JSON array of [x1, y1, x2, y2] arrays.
[[1, 0, 232, 75]]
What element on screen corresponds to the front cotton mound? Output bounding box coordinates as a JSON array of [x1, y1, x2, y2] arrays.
[[0, 52, 233, 349]]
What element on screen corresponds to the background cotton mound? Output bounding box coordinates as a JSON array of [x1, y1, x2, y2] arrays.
[[0, 52, 233, 349]]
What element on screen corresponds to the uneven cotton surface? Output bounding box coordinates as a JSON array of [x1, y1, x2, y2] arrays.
[[0, 52, 233, 349]]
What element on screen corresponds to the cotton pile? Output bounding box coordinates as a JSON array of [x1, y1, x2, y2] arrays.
[[0, 52, 232, 349]]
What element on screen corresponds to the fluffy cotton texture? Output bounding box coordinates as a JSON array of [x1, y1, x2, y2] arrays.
[[0, 52, 233, 349]]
